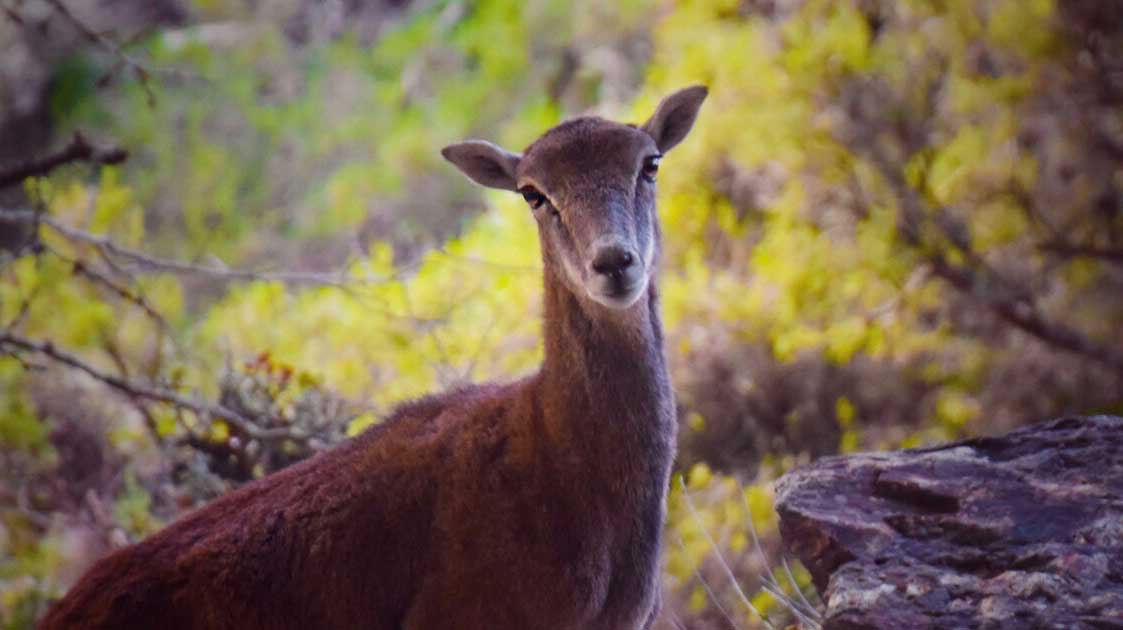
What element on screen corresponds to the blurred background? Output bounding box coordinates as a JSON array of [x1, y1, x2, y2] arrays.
[[1, 0, 1121, 627]]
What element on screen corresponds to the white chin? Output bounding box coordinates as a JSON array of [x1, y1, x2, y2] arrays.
[[586, 285, 646, 310]]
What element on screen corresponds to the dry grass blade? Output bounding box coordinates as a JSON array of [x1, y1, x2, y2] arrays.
[[672, 532, 744, 630], [782, 555, 819, 622], [736, 479, 822, 628], [678, 477, 778, 630], [667, 609, 689, 630]]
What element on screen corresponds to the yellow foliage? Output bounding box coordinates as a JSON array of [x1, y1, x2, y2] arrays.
[[935, 389, 981, 437], [836, 396, 856, 426], [198, 196, 542, 415]]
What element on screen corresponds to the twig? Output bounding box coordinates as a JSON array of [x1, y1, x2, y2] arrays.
[[0, 330, 303, 442], [0, 347, 46, 372], [129, 391, 167, 447], [1, 4, 24, 25], [16, 486, 54, 530], [39, 240, 186, 361], [3, 212, 399, 287], [0, 132, 127, 189], [66, 255, 175, 334], [5, 276, 39, 331], [4, 209, 416, 292], [44, 0, 158, 106]]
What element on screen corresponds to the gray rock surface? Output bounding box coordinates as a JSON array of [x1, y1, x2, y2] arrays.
[[775, 415, 1123, 630]]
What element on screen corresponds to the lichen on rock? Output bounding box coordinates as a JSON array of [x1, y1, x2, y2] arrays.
[[776, 415, 1123, 629]]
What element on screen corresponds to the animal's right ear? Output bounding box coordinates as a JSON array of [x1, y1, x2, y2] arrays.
[[441, 140, 521, 192]]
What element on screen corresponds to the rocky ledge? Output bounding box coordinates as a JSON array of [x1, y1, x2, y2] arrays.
[[775, 415, 1123, 630]]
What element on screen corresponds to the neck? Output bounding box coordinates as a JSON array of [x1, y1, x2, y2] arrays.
[[537, 265, 675, 468]]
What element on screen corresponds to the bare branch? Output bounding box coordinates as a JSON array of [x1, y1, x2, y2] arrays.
[[0, 209, 40, 223], [0, 346, 46, 372], [56, 251, 174, 334], [16, 486, 54, 530], [867, 152, 1123, 376], [0, 210, 399, 287], [0, 132, 127, 189], [5, 274, 39, 331], [1, 4, 25, 26], [43, 0, 158, 105], [1037, 241, 1123, 264], [0, 331, 306, 442], [925, 256, 1123, 374]]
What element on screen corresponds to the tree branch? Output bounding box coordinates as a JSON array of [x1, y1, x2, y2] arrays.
[[867, 151, 1123, 377], [0, 331, 306, 442], [43, 0, 158, 105], [0, 132, 127, 189], [0, 209, 399, 288], [61, 253, 174, 334], [1037, 241, 1123, 264], [924, 255, 1123, 375]]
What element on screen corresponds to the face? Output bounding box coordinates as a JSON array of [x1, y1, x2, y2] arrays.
[[516, 120, 661, 309], [441, 85, 707, 311]]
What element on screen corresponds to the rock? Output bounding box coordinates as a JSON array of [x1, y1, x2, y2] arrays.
[[775, 415, 1123, 630]]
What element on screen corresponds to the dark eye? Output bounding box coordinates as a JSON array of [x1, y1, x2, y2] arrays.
[[641, 155, 662, 182], [520, 186, 546, 209]]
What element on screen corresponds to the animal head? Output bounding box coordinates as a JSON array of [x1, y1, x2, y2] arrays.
[[442, 86, 708, 310]]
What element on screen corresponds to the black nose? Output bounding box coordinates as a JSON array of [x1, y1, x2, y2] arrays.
[[591, 247, 636, 278]]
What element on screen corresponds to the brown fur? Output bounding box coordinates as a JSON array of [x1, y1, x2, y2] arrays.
[[40, 86, 707, 630]]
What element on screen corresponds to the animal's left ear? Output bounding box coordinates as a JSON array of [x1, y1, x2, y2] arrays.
[[641, 85, 708, 153]]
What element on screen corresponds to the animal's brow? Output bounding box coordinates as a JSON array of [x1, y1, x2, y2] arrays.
[[516, 175, 551, 197]]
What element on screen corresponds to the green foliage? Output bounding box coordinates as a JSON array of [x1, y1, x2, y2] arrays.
[[113, 475, 161, 541], [0, 364, 47, 453], [46, 56, 102, 124]]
